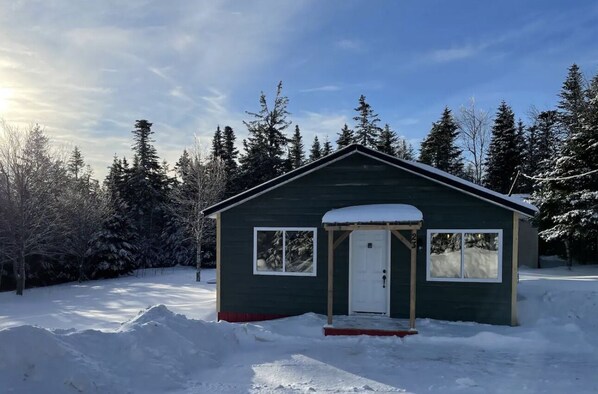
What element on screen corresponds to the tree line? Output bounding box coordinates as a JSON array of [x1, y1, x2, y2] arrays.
[[0, 64, 596, 293]]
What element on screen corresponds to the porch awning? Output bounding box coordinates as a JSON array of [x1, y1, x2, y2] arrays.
[[322, 204, 422, 330], [322, 204, 423, 225]]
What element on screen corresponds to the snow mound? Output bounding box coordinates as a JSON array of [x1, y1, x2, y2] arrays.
[[0, 305, 241, 393]]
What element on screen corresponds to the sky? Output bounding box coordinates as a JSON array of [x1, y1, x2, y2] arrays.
[[1, 0, 597, 178]]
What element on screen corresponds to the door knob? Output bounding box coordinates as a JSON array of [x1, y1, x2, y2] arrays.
[[382, 274, 387, 288]]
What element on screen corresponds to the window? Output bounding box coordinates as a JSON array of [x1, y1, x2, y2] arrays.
[[426, 229, 502, 283], [254, 228, 317, 276]]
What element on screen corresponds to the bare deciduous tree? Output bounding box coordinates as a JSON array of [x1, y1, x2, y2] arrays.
[[170, 138, 226, 282], [457, 98, 491, 184], [0, 121, 64, 294]]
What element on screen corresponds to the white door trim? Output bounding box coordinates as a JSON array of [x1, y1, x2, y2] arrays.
[[348, 230, 391, 316]]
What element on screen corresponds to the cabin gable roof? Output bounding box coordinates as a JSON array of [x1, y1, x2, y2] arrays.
[[202, 144, 537, 218]]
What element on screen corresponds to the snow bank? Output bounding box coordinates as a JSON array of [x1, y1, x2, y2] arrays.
[[0, 305, 241, 393], [2, 265, 598, 393], [322, 204, 423, 224]]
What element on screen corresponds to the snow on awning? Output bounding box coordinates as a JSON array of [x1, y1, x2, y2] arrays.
[[322, 204, 423, 225]]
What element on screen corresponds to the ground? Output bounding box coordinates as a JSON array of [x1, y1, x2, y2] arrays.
[[1, 265, 597, 393]]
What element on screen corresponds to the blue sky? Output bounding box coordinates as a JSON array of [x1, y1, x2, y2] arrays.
[[1, 0, 597, 177]]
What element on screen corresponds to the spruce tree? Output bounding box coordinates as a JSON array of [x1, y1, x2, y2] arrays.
[[521, 110, 559, 192], [558, 64, 586, 139], [396, 139, 415, 160], [68, 147, 85, 180], [86, 199, 137, 279], [483, 102, 523, 193], [287, 125, 305, 170], [309, 136, 322, 161], [336, 124, 354, 148], [127, 119, 170, 268], [239, 82, 291, 190], [353, 95, 382, 148], [419, 107, 464, 176], [321, 137, 332, 156], [211, 126, 224, 159], [534, 71, 598, 266], [220, 126, 239, 196], [377, 124, 399, 155], [221, 126, 238, 175]]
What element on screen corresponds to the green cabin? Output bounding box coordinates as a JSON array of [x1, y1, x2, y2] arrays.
[[203, 144, 536, 333]]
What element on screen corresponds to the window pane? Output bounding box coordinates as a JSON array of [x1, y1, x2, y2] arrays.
[[463, 233, 499, 279], [429, 233, 462, 278], [285, 231, 314, 273], [256, 231, 283, 272]]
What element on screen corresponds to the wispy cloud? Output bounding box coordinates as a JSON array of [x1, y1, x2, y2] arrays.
[[0, 1, 312, 177], [336, 39, 363, 51], [299, 85, 341, 93], [428, 45, 479, 63]]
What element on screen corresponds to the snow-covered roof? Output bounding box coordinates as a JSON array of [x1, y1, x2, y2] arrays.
[[322, 204, 423, 224]]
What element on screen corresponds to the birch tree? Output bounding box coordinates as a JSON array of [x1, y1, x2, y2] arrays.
[[457, 98, 490, 185], [171, 139, 226, 281]]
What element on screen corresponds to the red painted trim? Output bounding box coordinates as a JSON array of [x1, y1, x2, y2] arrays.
[[324, 327, 418, 338], [218, 311, 289, 323]]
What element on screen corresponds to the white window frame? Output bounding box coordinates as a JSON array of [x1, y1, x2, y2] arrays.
[[253, 227, 318, 277], [426, 229, 503, 283]]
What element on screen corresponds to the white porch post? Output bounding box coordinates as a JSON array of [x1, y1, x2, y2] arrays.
[[327, 229, 334, 325]]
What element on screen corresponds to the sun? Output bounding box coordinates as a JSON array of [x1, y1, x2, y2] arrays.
[[0, 87, 13, 114]]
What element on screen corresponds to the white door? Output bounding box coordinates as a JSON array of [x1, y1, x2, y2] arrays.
[[350, 230, 389, 314]]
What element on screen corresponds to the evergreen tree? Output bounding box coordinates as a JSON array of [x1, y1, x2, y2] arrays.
[[127, 120, 170, 268], [534, 71, 598, 266], [221, 126, 238, 176], [521, 110, 559, 192], [287, 125, 305, 170], [419, 107, 464, 175], [377, 124, 399, 155], [86, 199, 137, 279], [353, 95, 382, 148], [336, 124, 354, 148], [211, 126, 224, 159], [309, 136, 322, 161], [68, 147, 85, 180], [321, 137, 332, 156], [219, 126, 239, 196], [558, 64, 586, 139], [239, 82, 291, 190], [396, 139, 415, 160], [483, 102, 523, 193]]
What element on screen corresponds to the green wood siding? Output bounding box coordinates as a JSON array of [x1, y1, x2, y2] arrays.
[[220, 153, 514, 325]]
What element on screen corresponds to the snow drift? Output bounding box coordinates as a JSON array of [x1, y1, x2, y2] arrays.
[[2, 266, 598, 393], [0, 306, 242, 393]]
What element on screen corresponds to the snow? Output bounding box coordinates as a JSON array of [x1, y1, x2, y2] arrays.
[[2, 264, 598, 393], [0, 267, 216, 331], [322, 204, 423, 224]]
